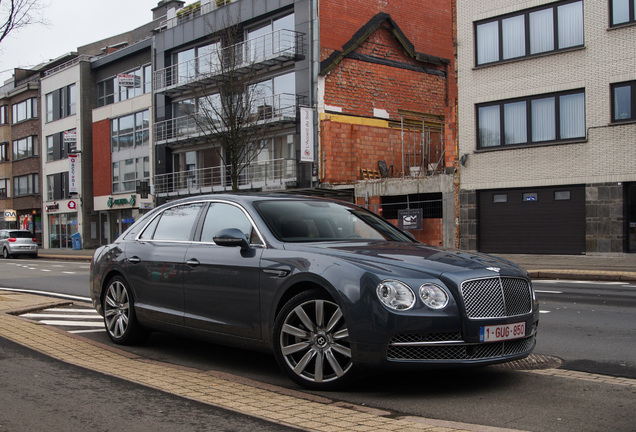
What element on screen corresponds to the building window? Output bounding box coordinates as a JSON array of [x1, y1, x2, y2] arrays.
[[97, 64, 152, 107], [0, 142, 8, 162], [0, 105, 8, 124], [45, 84, 76, 122], [12, 136, 39, 160], [493, 193, 508, 203], [46, 129, 75, 162], [111, 110, 149, 152], [477, 89, 585, 149], [610, 0, 636, 26], [475, 0, 583, 66], [13, 173, 39, 196], [555, 190, 571, 200], [11, 98, 38, 123], [46, 172, 69, 200], [112, 156, 150, 193], [0, 178, 9, 198], [611, 81, 635, 122]]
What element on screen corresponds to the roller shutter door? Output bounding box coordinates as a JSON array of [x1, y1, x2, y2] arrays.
[[479, 185, 585, 255]]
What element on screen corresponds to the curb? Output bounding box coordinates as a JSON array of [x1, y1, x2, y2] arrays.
[[527, 270, 636, 282]]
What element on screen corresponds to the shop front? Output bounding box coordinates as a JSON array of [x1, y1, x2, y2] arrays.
[[48, 210, 78, 249], [94, 194, 152, 245]]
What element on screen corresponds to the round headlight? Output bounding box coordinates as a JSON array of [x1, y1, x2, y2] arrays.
[[376, 280, 415, 311], [419, 283, 449, 309]]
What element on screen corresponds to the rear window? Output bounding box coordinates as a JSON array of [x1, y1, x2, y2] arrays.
[[9, 231, 32, 238]]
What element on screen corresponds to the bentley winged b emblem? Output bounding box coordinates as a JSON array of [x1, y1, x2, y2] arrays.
[[486, 267, 501, 273]]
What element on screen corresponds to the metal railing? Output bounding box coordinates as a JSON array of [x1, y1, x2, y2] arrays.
[[154, 158, 297, 195], [154, 29, 304, 92], [154, 93, 299, 143], [159, 0, 235, 30]]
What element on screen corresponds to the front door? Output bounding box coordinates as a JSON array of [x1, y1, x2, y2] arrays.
[[183, 202, 263, 338]]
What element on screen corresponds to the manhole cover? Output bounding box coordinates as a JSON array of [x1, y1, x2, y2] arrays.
[[493, 354, 563, 371]]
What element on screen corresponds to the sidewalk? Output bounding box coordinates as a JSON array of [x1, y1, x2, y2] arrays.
[[38, 248, 636, 282]]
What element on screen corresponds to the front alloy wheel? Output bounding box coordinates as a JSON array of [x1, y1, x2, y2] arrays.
[[103, 276, 146, 344], [274, 289, 354, 389]]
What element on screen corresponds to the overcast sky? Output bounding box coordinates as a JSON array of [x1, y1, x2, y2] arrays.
[[0, 0, 161, 84]]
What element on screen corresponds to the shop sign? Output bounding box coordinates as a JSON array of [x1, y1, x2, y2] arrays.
[[3, 209, 16, 221], [63, 130, 77, 143], [117, 73, 140, 87], [68, 201, 77, 210], [69, 154, 79, 194], [398, 208, 423, 231], [107, 195, 136, 208], [300, 107, 314, 162], [45, 203, 59, 212]]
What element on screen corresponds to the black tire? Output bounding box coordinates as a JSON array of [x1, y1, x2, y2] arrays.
[[2, 248, 10, 259], [273, 289, 354, 390], [102, 275, 148, 345]]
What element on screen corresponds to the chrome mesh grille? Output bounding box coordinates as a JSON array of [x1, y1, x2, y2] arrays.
[[391, 332, 462, 344], [460, 277, 532, 319], [387, 335, 535, 361]]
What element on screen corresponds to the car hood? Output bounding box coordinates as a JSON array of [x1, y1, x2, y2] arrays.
[[284, 241, 526, 279]]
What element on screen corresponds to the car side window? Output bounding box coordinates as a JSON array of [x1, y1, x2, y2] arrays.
[[146, 203, 204, 241], [200, 202, 261, 245]]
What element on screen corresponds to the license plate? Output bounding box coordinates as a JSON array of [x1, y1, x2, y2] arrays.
[[479, 322, 525, 342]]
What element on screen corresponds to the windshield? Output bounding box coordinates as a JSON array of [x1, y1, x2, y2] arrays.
[[255, 200, 414, 243]]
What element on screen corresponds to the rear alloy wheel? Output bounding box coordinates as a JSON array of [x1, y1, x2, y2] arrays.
[[103, 276, 146, 344], [274, 289, 354, 390]]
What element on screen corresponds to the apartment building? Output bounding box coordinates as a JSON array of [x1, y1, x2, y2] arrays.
[[457, 0, 636, 254], [151, 0, 457, 246], [0, 84, 13, 229], [40, 54, 94, 249]]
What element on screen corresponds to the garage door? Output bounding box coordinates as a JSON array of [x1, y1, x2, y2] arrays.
[[479, 185, 585, 255]]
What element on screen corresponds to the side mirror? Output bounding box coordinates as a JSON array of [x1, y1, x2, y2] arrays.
[[213, 228, 250, 251]]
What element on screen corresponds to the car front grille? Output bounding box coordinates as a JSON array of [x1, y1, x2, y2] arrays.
[[387, 334, 536, 361], [460, 277, 532, 319]]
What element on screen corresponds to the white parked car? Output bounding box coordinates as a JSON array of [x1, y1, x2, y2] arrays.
[[0, 229, 38, 258]]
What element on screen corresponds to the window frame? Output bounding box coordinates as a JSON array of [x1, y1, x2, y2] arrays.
[[0, 141, 8, 162], [611, 80, 636, 122], [112, 156, 150, 193], [110, 110, 150, 152], [476, 89, 586, 149], [0, 105, 8, 124], [12, 173, 39, 197], [97, 63, 152, 107], [610, 0, 636, 26], [474, 0, 584, 66], [11, 98, 38, 124], [0, 178, 9, 198], [45, 84, 77, 122], [12, 136, 39, 160]]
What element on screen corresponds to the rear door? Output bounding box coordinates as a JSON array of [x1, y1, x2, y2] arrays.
[[125, 202, 205, 325]]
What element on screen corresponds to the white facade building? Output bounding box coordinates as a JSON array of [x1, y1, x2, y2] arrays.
[[457, 0, 636, 254]]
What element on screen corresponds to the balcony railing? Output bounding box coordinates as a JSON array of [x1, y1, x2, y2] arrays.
[[154, 29, 304, 93], [154, 93, 299, 144], [154, 158, 297, 195], [158, 0, 236, 30]]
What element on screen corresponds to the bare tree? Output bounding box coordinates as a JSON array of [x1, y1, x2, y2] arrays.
[[188, 23, 283, 192], [0, 0, 47, 46]]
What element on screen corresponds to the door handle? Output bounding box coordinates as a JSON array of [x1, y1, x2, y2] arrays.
[[128, 256, 141, 264], [186, 258, 200, 268]]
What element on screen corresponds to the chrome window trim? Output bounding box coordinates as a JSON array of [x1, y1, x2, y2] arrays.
[[133, 199, 267, 248]]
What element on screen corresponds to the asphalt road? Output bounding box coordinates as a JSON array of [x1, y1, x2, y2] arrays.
[[0, 337, 299, 432], [1, 258, 635, 432]]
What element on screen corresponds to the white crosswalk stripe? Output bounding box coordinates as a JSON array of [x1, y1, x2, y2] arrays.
[[20, 306, 105, 334]]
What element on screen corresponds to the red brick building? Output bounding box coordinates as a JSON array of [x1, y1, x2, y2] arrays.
[[317, 1, 457, 246]]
